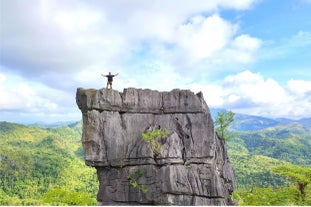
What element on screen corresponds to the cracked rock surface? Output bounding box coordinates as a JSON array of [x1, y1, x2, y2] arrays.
[[76, 87, 236, 205]]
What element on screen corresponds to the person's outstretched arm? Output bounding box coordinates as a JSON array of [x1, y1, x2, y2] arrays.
[[114, 73, 119, 76], [101, 74, 107, 77]]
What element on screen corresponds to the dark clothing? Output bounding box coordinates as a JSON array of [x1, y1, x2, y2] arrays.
[[107, 75, 114, 82], [102, 73, 118, 89]]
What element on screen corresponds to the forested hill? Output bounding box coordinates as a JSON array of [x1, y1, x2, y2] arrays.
[[0, 121, 97, 205], [1, 111, 311, 205], [226, 116, 311, 187], [223, 113, 311, 205]]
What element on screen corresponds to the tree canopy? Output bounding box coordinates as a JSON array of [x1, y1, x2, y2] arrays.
[[272, 165, 311, 201], [215, 110, 235, 140]]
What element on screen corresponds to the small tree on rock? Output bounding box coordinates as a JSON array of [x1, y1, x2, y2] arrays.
[[215, 110, 235, 140], [142, 129, 170, 157]]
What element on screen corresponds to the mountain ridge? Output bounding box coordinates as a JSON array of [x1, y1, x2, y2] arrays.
[[210, 108, 311, 131]]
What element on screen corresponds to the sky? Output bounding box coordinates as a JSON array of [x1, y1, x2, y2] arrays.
[[0, 0, 311, 124]]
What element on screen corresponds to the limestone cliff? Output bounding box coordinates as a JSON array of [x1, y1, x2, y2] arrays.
[[76, 87, 236, 205]]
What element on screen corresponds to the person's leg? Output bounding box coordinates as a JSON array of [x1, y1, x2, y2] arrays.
[[108, 81, 112, 89], [106, 82, 109, 89]]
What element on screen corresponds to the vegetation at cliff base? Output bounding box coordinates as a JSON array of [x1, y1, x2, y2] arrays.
[[1, 111, 311, 205], [0, 121, 97, 205], [223, 115, 311, 206]]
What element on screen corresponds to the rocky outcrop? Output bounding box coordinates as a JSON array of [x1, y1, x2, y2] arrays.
[[76, 87, 236, 205]]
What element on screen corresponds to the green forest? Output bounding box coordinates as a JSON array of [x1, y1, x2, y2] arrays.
[[0, 114, 311, 205], [0, 121, 98, 205], [227, 119, 311, 205]]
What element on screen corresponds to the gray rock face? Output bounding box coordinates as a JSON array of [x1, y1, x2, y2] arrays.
[[76, 87, 236, 205]]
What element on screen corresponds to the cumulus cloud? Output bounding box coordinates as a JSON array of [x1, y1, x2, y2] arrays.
[[0, 0, 261, 89], [3, 0, 310, 122], [192, 70, 311, 119], [0, 73, 57, 112], [224, 34, 262, 64], [176, 14, 237, 61], [0, 71, 80, 123], [288, 80, 311, 95], [129, 13, 262, 81], [223, 71, 288, 105]]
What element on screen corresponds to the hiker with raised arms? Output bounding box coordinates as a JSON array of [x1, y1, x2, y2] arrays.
[[101, 72, 119, 89]]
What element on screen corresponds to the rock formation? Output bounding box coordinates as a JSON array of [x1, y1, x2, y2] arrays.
[[76, 87, 236, 205]]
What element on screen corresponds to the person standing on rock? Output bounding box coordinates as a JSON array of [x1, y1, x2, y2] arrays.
[[101, 72, 119, 89]]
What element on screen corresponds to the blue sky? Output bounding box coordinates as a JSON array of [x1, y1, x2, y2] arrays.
[[0, 0, 311, 124]]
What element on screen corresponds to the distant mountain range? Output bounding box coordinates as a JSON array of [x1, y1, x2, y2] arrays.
[[210, 108, 311, 130], [28, 120, 79, 128]]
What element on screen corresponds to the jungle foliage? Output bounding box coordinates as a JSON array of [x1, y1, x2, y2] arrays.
[[1, 112, 311, 205], [225, 117, 311, 205], [0, 121, 97, 205]]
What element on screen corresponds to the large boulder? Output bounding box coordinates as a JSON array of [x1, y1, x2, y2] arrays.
[[76, 87, 236, 205]]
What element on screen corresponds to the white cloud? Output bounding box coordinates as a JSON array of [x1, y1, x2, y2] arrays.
[[52, 8, 102, 33], [288, 80, 311, 95], [136, 13, 262, 81], [188, 82, 225, 106], [0, 72, 82, 123], [176, 14, 238, 61], [0, 73, 58, 112], [3, 0, 310, 122], [188, 70, 311, 119], [0, 0, 261, 88], [219, 0, 259, 10], [117, 61, 193, 91], [224, 34, 262, 64], [223, 70, 288, 105]]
